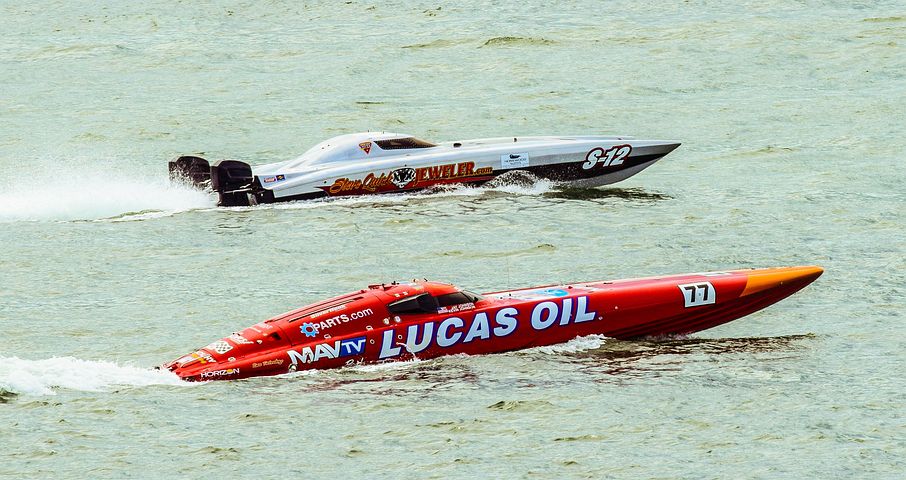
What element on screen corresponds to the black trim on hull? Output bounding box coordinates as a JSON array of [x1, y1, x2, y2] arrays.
[[225, 153, 668, 206], [499, 152, 664, 183]]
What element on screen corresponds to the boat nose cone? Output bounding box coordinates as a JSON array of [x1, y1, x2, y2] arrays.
[[741, 266, 824, 297], [664, 142, 681, 152]]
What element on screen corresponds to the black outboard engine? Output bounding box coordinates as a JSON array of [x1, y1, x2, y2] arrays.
[[169, 156, 256, 206], [210, 160, 255, 207], [169, 156, 211, 187]]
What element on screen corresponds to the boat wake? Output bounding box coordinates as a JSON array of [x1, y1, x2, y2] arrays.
[[259, 172, 664, 214], [0, 356, 187, 397], [0, 160, 661, 223], [524, 334, 610, 355], [258, 172, 558, 213], [0, 161, 215, 222]]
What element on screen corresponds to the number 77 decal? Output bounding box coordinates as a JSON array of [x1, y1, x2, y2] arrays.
[[677, 282, 717, 308]]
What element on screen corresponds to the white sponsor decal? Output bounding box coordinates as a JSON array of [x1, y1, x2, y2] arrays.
[[437, 302, 474, 314], [175, 355, 195, 366], [206, 340, 233, 355], [678, 282, 716, 308], [200, 368, 240, 378], [501, 152, 529, 169], [287, 336, 367, 366], [310, 304, 348, 319], [249, 322, 274, 334], [530, 297, 595, 330], [379, 296, 597, 359], [229, 333, 253, 345], [314, 308, 374, 331]]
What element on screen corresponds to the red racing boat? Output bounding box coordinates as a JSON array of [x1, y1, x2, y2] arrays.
[[163, 266, 823, 381]]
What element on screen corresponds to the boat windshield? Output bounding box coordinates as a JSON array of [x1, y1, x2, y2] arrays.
[[435, 291, 483, 306], [387, 293, 439, 315], [287, 135, 437, 168], [375, 137, 436, 150]]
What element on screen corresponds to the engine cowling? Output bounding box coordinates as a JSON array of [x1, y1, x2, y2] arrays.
[[168, 156, 211, 188], [211, 160, 254, 206]]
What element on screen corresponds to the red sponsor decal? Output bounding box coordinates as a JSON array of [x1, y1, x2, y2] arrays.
[[324, 172, 394, 195], [359, 142, 372, 154], [318, 162, 494, 197]]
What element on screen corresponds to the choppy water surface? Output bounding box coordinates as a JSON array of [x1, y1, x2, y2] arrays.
[[1, 1, 904, 478]]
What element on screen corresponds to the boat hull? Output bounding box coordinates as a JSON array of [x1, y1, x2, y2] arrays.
[[255, 141, 678, 205], [163, 266, 823, 381], [170, 136, 680, 206]]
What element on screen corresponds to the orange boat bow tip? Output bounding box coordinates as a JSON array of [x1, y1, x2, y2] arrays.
[[741, 266, 824, 297]]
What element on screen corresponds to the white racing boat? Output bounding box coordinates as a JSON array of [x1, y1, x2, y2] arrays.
[[169, 132, 681, 206]]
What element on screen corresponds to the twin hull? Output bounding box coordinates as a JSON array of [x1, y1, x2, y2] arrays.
[[165, 266, 823, 381]]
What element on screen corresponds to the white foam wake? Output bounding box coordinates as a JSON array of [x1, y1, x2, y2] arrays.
[[264, 175, 557, 212], [524, 334, 609, 355], [0, 162, 214, 222], [0, 160, 564, 221], [0, 356, 186, 396]]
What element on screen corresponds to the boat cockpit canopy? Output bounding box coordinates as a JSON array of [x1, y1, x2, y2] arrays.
[[386, 290, 483, 315], [286, 133, 438, 168]]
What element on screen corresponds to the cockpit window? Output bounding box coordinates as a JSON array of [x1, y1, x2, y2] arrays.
[[435, 291, 483, 307], [375, 137, 437, 150], [387, 293, 439, 315]]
